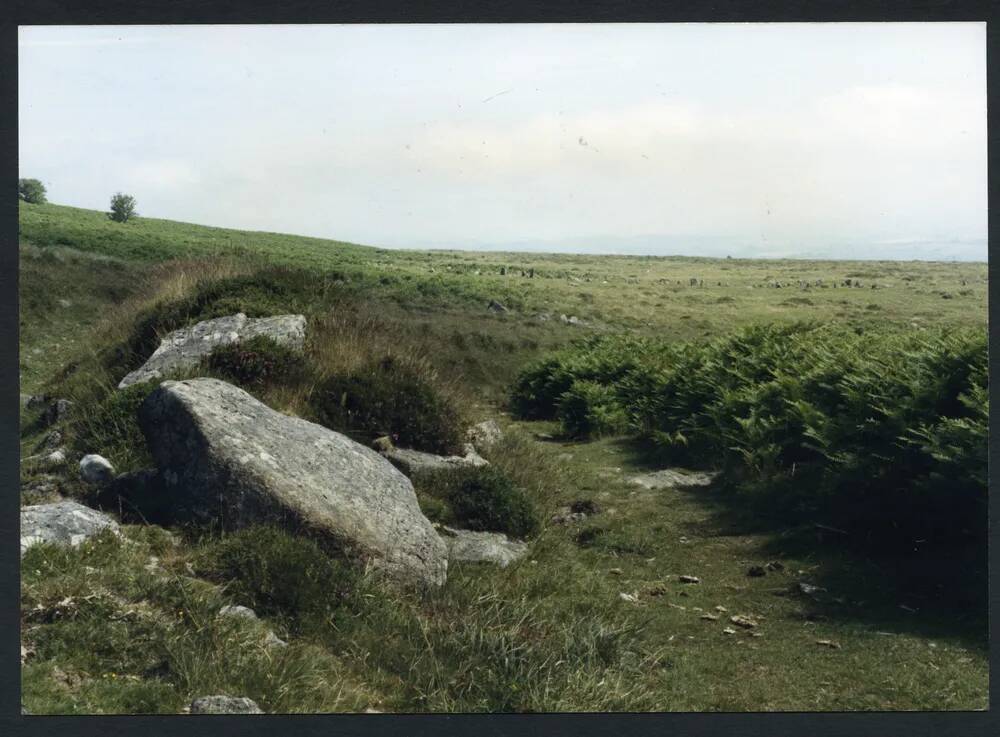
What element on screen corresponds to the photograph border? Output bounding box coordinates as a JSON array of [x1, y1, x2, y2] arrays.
[[2, 1, 997, 735]]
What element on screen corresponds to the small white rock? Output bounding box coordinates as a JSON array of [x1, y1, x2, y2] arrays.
[[218, 605, 258, 621], [79, 454, 116, 485]]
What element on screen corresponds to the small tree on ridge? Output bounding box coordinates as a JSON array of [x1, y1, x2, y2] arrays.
[[108, 192, 137, 223], [18, 178, 47, 204]]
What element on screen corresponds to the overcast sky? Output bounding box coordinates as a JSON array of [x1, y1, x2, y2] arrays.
[[19, 23, 987, 260]]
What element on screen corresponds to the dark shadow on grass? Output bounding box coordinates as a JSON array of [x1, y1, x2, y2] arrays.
[[611, 434, 988, 649]]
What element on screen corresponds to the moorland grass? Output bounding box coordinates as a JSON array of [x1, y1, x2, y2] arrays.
[[19, 202, 989, 713]]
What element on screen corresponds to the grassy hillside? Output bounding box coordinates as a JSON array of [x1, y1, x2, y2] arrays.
[[19, 202, 988, 713]]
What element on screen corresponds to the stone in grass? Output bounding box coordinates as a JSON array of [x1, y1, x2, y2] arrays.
[[439, 526, 529, 568], [729, 614, 759, 629], [466, 419, 504, 449], [20, 501, 119, 557], [382, 444, 488, 477], [747, 565, 767, 578], [218, 605, 258, 621], [678, 575, 701, 584], [79, 454, 116, 486], [629, 468, 717, 491], [189, 695, 264, 714], [815, 639, 842, 650]]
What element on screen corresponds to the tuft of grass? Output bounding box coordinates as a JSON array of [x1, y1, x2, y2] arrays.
[[192, 526, 360, 635], [311, 354, 463, 454]]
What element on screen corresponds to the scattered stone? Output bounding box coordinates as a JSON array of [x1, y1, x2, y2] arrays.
[[729, 614, 759, 629], [118, 312, 307, 388], [722, 627, 737, 635], [714, 605, 728, 613], [815, 640, 841, 650], [264, 631, 288, 648], [700, 614, 720, 621], [644, 584, 669, 597], [765, 561, 785, 572], [747, 565, 767, 578], [44, 399, 74, 426], [439, 526, 528, 567], [79, 454, 116, 486], [139, 378, 447, 587], [609, 567, 623, 576], [629, 469, 717, 490], [549, 507, 588, 525], [189, 695, 264, 714], [20, 501, 120, 557], [382, 444, 488, 476], [466, 419, 503, 449], [570, 499, 600, 515], [798, 582, 826, 596], [619, 592, 640, 604], [36, 430, 63, 453], [487, 299, 509, 313], [750, 632, 764, 638], [58, 298, 72, 308], [218, 605, 258, 621], [678, 575, 701, 584]]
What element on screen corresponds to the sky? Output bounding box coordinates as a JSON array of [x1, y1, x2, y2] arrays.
[[19, 23, 987, 260]]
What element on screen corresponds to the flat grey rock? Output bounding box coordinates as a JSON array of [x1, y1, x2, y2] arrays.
[[440, 526, 528, 567], [189, 695, 263, 714], [118, 313, 306, 388], [20, 501, 119, 557], [218, 605, 258, 621], [628, 469, 717, 490], [140, 378, 447, 587], [383, 444, 488, 477]]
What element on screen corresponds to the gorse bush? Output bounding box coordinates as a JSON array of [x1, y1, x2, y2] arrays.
[[205, 336, 307, 388], [511, 324, 988, 544], [312, 355, 462, 454]]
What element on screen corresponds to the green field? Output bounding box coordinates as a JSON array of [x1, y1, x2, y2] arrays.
[[19, 201, 988, 713]]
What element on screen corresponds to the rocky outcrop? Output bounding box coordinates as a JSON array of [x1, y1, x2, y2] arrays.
[[628, 469, 717, 490], [139, 378, 447, 587], [439, 526, 528, 567], [20, 501, 120, 557], [118, 313, 307, 388], [189, 695, 263, 714], [382, 444, 488, 477]]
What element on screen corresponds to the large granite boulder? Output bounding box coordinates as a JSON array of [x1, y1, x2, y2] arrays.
[[20, 501, 120, 557], [139, 378, 447, 587], [118, 313, 307, 389]]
